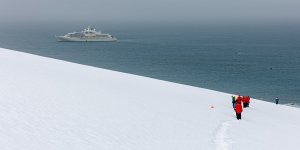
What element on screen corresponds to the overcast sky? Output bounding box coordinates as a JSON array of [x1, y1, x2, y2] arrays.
[[0, 0, 299, 25]]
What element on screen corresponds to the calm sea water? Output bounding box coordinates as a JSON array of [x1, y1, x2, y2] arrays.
[[0, 24, 300, 105]]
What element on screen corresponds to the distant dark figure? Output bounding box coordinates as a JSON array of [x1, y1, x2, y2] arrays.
[[232, 95, 236, 108], [235, 102, 243, 120], [275, 97, 279, 104]]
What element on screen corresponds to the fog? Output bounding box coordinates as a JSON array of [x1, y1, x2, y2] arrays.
[[1, 0, 300, 26]]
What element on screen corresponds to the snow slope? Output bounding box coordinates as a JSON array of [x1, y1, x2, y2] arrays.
[[0, 48, 300, 150]]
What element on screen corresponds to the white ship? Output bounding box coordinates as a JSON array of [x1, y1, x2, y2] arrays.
[[56, 26, 117, 42]]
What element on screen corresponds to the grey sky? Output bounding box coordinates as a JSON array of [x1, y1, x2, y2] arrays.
[[0, 0, 299, 25]]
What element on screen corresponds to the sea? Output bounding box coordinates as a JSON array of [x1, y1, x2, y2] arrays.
[[0, 23, 299, 106]]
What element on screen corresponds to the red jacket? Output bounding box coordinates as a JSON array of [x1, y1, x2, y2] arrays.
[[236, 96, 242, 103], [245, 96, 250, 103], [242, 97, 247, 103], [235, 103, 243, 113]]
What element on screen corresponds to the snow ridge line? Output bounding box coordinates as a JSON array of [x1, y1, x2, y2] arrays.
[[214, 121, 233, 150]]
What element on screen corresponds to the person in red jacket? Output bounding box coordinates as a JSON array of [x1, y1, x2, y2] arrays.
[[235, 102, 243, 120], [242, 96, 250, 108], [242, 96, 247, 108], [245, 96, 250, 107], [236, 95, 242, 104]]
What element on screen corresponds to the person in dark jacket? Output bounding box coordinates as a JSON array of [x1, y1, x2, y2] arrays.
[[275, 97, 279, 104], [235, 102, 243, 120], [232, 95, 236, 108]]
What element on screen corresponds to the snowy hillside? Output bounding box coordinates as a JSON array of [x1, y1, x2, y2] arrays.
[[0, 48, 300, 150]]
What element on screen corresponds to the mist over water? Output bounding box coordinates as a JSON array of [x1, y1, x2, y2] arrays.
[[0, 23, 300, 105]]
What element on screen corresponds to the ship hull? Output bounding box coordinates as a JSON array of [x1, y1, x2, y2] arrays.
[[56, 36, 117, 42]]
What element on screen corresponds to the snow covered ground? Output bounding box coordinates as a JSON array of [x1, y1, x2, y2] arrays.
[[0, 48, 300, 150]]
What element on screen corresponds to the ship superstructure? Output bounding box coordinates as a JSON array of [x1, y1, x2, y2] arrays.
[[57, 26, 117, 42]]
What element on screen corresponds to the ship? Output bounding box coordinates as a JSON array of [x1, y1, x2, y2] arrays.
[[56, 26, 117, 42]]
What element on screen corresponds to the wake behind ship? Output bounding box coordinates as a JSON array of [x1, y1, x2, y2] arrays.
[[56, 26, 117, 42]]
